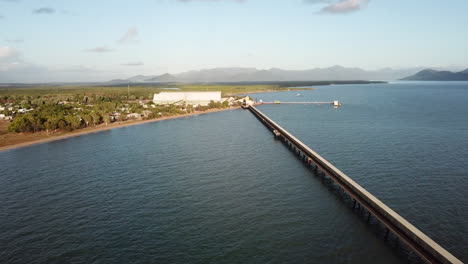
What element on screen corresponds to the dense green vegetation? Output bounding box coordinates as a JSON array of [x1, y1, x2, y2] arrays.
[[4, 100, 233, 133], [0, 86, 240, 133], [0, 83, 307, 99]]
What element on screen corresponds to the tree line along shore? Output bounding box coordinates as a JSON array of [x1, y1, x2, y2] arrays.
[[0, 88, 240, 134], [0, 83, 312, 149], [2, 96, 234, 133], [0, 107, 239, 152]]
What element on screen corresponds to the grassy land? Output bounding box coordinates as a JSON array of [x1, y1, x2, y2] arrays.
[[0, 84, 312, 99]]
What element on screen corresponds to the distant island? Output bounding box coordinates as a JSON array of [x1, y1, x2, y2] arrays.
[[401, 68, 468, 81]]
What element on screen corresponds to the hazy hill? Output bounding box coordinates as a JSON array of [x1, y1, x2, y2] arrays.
[[167, 66, 422, 82], [108, 66, 443, 83], [144, 73, 178, 82], [127, 75, 156, 82], [402, 69, 468, 81]]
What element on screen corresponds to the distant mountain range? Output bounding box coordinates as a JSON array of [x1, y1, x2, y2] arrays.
[[401, 68, 468, 81], [108, 66, 436, 83]]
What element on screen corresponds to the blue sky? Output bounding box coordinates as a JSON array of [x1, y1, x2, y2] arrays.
[[1, 0, 467, 82]]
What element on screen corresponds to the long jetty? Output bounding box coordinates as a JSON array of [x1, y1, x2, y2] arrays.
[[260, 102, 333, 104], [248, 105, 462, 264]]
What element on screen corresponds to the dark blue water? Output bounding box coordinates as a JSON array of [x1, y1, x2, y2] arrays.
[[0, 82, 467, 263], [251, 81, 468, 262]]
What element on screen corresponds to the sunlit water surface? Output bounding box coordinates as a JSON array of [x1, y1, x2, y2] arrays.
[[1, 81, 467, 263]]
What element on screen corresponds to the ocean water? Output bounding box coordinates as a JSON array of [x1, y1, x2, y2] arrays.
[[250, 81, 468, 262], [0, 81, 467, 263]]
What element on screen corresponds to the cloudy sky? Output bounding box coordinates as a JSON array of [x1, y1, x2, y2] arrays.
[[1, 0, 467, 82]]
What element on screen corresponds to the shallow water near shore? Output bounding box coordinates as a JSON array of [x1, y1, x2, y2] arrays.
[[1, 81, 467, 263]]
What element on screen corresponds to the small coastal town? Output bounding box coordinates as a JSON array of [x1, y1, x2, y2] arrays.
[[0, 82, 314, 150], [0, 90, 253, 133], [0, 89, 257, 150]]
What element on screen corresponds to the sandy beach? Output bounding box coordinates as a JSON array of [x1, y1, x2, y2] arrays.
[[0, 107, 240, 152]]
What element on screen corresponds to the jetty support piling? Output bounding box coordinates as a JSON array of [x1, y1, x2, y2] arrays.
[[273, 129, 281, 138], [248, 105, 462, 264]]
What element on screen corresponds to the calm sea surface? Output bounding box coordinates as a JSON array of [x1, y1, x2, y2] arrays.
[[1, 82, 467, 263]]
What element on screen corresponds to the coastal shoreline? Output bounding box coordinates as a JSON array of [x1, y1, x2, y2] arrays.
[[1, 86, 325, 152], [0, 107, 240, 152]]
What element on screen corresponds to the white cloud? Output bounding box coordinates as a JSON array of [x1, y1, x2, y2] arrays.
[[85, 46, 112, 53], [176, 0, 245, 2], [303, 0, 369, 14], [0, 46, 134, 82], [118, 27, 138, 44], [5, 38, 24, 43], [60, 10, 77, 16], [121, 61, 144, 66], [0, 62, 43, 74], [32, 7, 55, 15], [321, 0, 369, 14], [0, 63, 122, 82], [0, 46, 21, 62], [0, 46, 30, 76]]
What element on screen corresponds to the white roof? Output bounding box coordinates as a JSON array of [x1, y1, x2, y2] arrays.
[[153, 92, 221, 102]]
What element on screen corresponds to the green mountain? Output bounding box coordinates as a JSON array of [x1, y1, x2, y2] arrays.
[[401, 68, 468, 81]]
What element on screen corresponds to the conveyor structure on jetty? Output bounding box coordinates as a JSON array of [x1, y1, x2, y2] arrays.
[[259, 101, 333, 104], [247, 105, 462, 264], [257, 100, 341, 106]]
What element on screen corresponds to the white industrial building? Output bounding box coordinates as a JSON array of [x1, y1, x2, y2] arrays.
[[153, 91, 222, 106]]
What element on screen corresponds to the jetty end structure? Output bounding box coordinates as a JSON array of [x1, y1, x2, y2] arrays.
[[247, 105, 462, 264]]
